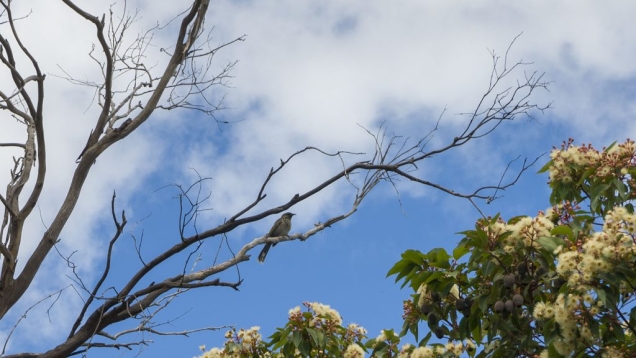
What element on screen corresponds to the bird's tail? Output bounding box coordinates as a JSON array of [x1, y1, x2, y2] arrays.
[[258, 243, 271, 263]]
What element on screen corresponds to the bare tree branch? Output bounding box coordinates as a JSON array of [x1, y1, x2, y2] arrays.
[[0, 1, 550, 356], [68, 192, 126, 338], [2, 286, 71, 356]]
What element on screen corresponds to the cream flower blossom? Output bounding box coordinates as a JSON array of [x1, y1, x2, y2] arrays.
[[411, 346, 434, 358], [449, 284, 460, 300], [417, 283, 428, 307], [343, 344, 365, 358], [375, 330, 387, 343], [347, 323, 367, 336], [308, 302, 343, 325], [288, 306, 301, 317]]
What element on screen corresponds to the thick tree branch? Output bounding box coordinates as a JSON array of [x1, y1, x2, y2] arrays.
[[0, 3, 550, 355], [0, 0, 224, 324]]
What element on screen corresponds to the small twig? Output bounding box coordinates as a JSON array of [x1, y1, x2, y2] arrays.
[[2, 286, 71, 355]]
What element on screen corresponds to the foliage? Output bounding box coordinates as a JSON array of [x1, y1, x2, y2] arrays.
[[200, 138, 636, 357], [196, 301, 474, 357], [389, 138, 636, 357], [0, 2, 549, 354], [197, 302, 367, 358]]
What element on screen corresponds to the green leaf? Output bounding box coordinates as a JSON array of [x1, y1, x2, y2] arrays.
[[388, 262, 417, 286], [472, 229, 489, 248], [630, 307, 636, 330], [537, 159, 553, 174], [542, 319, 557, 345], [306, 328, 324, 349], [576, 167, 596, 186], [299, 341, 312, 357], [292, 330, 303, 349], [588, 315, 600, 339], [402, 249, 425, 264], [459, 316, 470, 339], [598, 271, 622, 288], [547, 342, 565, 358], [507, 215, 528, 225], [481, 260, 496, 277], [477, 294, 490, 313], [369, 341, 388, 357], [550, 225, 573, 239], [426, 248, 451, 269], [418, 331, 432, 347], [610, 320, 625, 342], [387, 250, 425, 278], [614, 177, 629, 200], [596, 289, 607, 307], [401, 265, 421, 289], [595, 286, 618, 310], [268, 331, 282, 347], [409, 321, 419, 342], [438, 280, 457, 299], [399, 320, 409, 337], [537, 236, 566, 254], [282, 342, 295, 357], [271, 327, 291, 349], [386, 259, 409, 278], [453, 244, 470, 260], [422, 271, 445, 285], [590, 183, 610, 213]]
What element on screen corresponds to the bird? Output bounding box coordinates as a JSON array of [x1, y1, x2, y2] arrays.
[[258, 212, 295, 263]]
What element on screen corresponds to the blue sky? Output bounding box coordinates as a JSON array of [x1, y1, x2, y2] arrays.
[[1, 1, 635, 357]]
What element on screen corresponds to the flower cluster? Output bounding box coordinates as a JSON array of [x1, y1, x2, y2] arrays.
[[548, 138, 636, 185], [287, 301, 344, 335], [395, 340, 475, 358], [555, 207, 636, 289], [402, 299, 420, 325], [231, 326, 263, 349], [479, 213, 554, 253], [505, 214, 554, 251], [537, 206, 636, 356], [197, 326, 266, 358], [307, 301, 343, 327], [197, 346, 224, 358], [344, 323, 368, 344], [372, 329, 388, 348], [198, 302, 365, 357], [416, 283, 460, 304], [343, 343, 365, 358], [399, 343, 444, 358], [533, 294, 602, 355], [604, 206, 636, 236]]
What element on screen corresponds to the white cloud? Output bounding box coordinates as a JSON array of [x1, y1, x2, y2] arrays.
[[2, 0, 636, 354]]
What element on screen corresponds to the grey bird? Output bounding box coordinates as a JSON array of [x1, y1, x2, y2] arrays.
[[258, 212, 295, 263]]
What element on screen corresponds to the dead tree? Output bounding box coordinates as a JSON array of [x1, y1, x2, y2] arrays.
[[0, 1, 549, 356]]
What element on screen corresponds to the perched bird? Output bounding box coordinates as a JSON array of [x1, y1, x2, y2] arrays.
[[258, 212, 295, 263]]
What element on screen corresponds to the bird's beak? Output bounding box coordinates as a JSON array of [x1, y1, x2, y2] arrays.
[[291, 213, 296, 216]]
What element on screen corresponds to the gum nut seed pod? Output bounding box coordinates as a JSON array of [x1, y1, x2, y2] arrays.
[[503, 274, 516, 288], [494, 300, 504, 313], [427, 312, 439, 325], [504, 300, 515, 312]]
